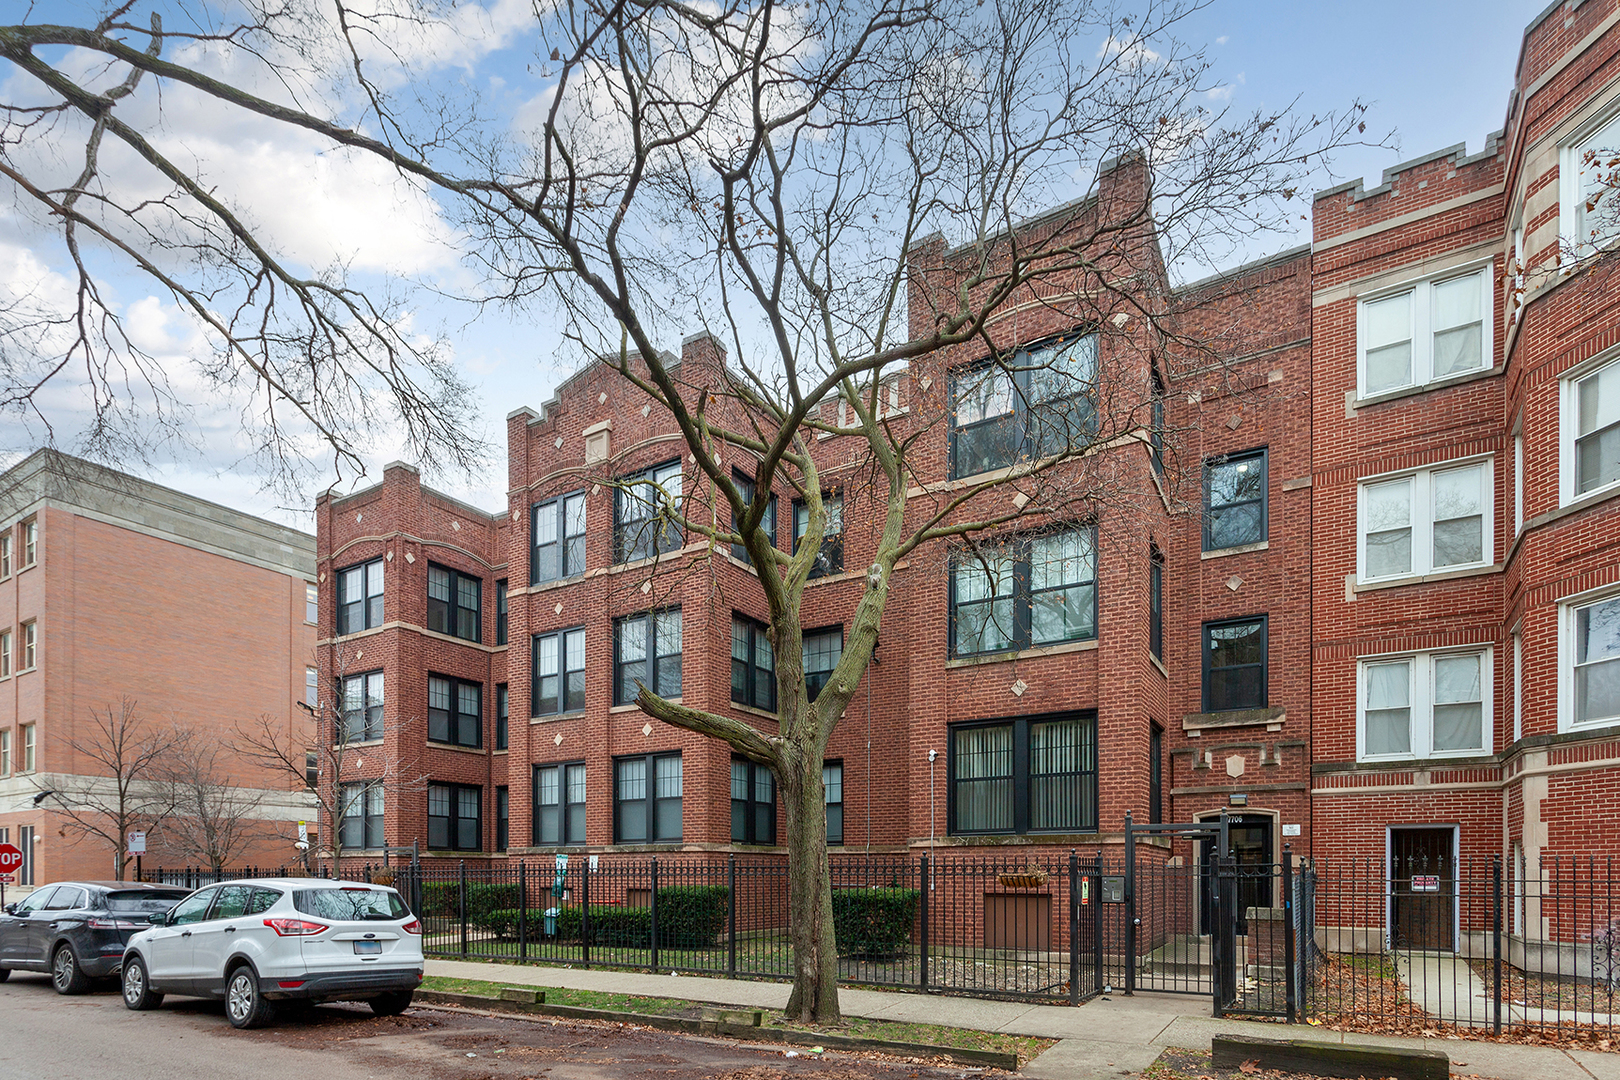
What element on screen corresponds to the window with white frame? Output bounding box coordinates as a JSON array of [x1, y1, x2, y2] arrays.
[[1514, 431, 1525, 534], [1357, 267, 1492, 397], [1564, 592, 1620, 730], [1561, 106, 1620, 257], [21, 520, 36, 567], [21, 723, 34, 772], [0, 728, 9, 775], [305, 666, 318, 708], [0, 629, 10, 678], [20, 621, 36, 670], [1565, 356, 1620, 502], [1358, 649, 1491, 760], [1, 534, 12, 577], [1358, 459, 1493, 581], [305, 583, 318, 624]]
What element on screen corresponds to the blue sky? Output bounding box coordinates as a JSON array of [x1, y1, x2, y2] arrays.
[[0, 0, 1543, 527]]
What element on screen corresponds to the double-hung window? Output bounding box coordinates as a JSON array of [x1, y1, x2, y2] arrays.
[[1359, 649, 1490, 760], [1202, 616, 1267, 712], [614, 462, 683, 563], [614, 610, 681, 704], [427, 675, 482, 747], [534, 762, 586, 845], [731, 473, 777, 564], [1, 534, 11, 577], [533, 627, 586, 716], [731, 617, 775, 711], [496, 580, 508, 645], [532, 491, 587, 583], [1359, 459, 1493, 581], [496, 787, 509, 850], [950, 527, 1097, 657], [1561, 106, 1620, 258], [495, 685, 509, 750], [21, 622, 35, 671], [340, 781, 384, 850], [1204, 449, 1268, 550], [1357, 267, 1492, 397], [824, 761, 844, 845], [0, 629, 11, 678], [614, 752, 681, 843], [1149, 549, 1164, 661], [341, 671, 384, 742], [1565, 356, 1620, 502], [428, 564, 481, 641], [804, 628, 843, 702], [949, 712, 1097, 835], [0, 729, 9, 775], [21, 520, 35, 566], [1564, 592, 1620, 730], [305, 583, 318, 624], [948, 332, 1097, 478], [428, 783, 482, 851], [337, 558, 384, 634], [731, 758, 777, 844], [21, 724, 33, 771], [792, 495, 843, 578]]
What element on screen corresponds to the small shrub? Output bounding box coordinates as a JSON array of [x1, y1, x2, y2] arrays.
[[832, 886, 918, 960], [654, 885, 728, 948], [419, 881, 519, 919]]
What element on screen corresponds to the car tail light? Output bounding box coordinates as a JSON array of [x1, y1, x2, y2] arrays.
[[277, 980, 307, 989], [264, 917, 328, 936], [401, 919, 422, 935], [87, 917, 148, 931]]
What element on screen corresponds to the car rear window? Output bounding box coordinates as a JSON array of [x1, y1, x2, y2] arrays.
[[292, 888, 408, 921], [106, 891, 187, 913]]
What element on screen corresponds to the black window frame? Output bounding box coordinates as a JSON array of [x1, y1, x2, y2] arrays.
[[532, 626, 586, 716], [427, 781, 483, 852], [495, 684, 509, 750], [533, 761, 587, 846], [948, 526, 1098, 658], [496, 786, 509, 851], [1149, 547, 1164, 662], [613, 461, 683, 564], [730, 615, 776, 712], [613, 610, 682, 705], [730, 757, 777, 845], [731, 471, 777, 564], [1201, 615, 1268, 713], [495, 579, 508, 645], [823, 760, 844, 846], [336, 557, 384, 635], [804, 626, 843, 703], [946, 711, 1098, 836], [792, 494, 844, 578], [948, 330, 1099, 479], [1149, 723, 1164, 825], [613, 752, 682, 844], [341, 670, 384, 743], [427, 563, 482, 642], [339, 780, 384, 850], [1149, 367, 1166, 476], [427, 674, 483, 748], [1203, 447, 1269, 552], [531, 490, 587, 584]]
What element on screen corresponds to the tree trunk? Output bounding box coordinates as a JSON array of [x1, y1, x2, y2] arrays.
[[780, 759, 840, 1022]]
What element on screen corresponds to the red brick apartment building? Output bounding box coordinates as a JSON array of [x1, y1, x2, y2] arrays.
[[314, 0, 1620, 947], [0, 451, 318, 884]]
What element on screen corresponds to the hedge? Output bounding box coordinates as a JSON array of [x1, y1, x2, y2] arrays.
[[420, 881, 520, 919], [832, 886, 919, 959], [468, 885, 730, 947]]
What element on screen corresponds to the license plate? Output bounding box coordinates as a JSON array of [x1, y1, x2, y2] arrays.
[[353, 941, 382, 955]]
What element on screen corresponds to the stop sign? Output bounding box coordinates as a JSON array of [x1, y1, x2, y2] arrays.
[[0, 843, 22, 874]]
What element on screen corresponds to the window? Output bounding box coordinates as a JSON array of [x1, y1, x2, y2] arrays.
[[427, 675, 482, 747], [950, 527, 1096, 657], [305, 750, 318, 789], [731, 617, 775, 712], [0, 629, 10, 678], [1514, 433, 1525, 535], [1149, 724, 1163, 825], [22, 519, 36, 566], [1513, 629, 1523, 743], [824, 761, 844, 846], [949, 332, 1097, 478], [614, 752, 681, 843], [731, 758, 777, 844], [614, 462, 683, 563], [792, 495, 843, 578], [20, 723, 33, 772], [0, 534, 10, 577], [534, 762, 586, 846], [495, 580, 508, 645], [1204, 449, 1268, 551], [1202, 617, 1267, 713], [949, 713, 1097, 834], [496, 685, 509, 750], [532, 491, 587, 583], [339, 781, 384, 849], [428, 782, 482, 851], [1565, 356, 1620, 501], [1565, 593, 1620, 729], [21, 621, 35, 670], [1357, 267, 1492, 397], [1358, 460, 1492, 581], [341, 671, 384, 742], [1359, 649, 1490, 760], [731, 472, 777, 564], [0, 728, 9, 775], [428, 564, 481, 642], [614, 610, 682, 704], [1149, 368, 1166, 476], [305, 666, 318, 708], [1562, 107, 1620, 257], [337, 558, 384, 634], [804, 628, 843, 702], [533, 627, 586, 715], [305, 582, 318, 624], [496, 787, 509, 851], [1149, 549, 1164, 661], [18, 826, 32, 885]]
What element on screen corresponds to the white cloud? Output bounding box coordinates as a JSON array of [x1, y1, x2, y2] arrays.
[[1097, 35, 1163, 71], [1216, 35, 1229, 45]]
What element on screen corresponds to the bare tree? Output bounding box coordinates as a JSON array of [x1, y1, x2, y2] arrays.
[[149, 730, 272, 873], [0, 0, 1384, 1018], [36, 699, 180, 880]]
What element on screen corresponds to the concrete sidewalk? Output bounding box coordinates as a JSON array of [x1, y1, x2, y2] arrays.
[[425, 958, 1620, 1079]]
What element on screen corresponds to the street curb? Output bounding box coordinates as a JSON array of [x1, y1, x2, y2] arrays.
[[413, 990, 1021, 1070], [1211, 1034, 1450, 1080]]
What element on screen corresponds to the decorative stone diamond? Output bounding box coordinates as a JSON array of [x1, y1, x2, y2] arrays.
[[451, 520, 461, 531], [1226, 414, 1242, 430], [641, 580, 652, 594], [404, 551, 414, 563], [1012, 491, 1030, 510], [355, 650, 364, 660], [642, 723, 653, 737], [642, 404, 651, 417], [355, 513, 363, 523], [591, 484, 601, 496], [554, 602, 564, 615], [385, 551, 393, 561], [318, 571, 325, 582], [1010, 678, 1028, 697], [555, 436, 565, 449], [919, 375, 932, 392], [1226, 575, 1243, 592], [598, 392, 608, 404], [554, 733, 564, 746]]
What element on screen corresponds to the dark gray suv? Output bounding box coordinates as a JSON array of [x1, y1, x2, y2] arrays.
[[0, 882, 190, 993]]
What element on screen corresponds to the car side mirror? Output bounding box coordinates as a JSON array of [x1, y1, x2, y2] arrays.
[[148, 912, 168, 925], [2, 904, 14, 915]]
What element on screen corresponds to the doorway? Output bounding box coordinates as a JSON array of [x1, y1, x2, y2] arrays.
[[1199, 814, 1274, 936], [1390, 827, 1455, 951]]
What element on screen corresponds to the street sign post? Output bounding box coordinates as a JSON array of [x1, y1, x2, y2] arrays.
[[127, 831, 146, 880], [0, 842, 22, 908]]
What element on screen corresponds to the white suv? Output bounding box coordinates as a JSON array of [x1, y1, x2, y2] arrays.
[[121, 878, 424, 1028]]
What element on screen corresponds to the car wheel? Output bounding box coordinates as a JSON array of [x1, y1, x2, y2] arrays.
[[52, 945, 90, 995], [369, 990, 413, 1017], [0, 966, 10, 983], [224, 966, 275, 1029], [122, 956, 163, 1011]]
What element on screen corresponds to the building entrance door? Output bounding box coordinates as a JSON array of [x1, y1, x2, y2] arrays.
[[1199, 815, 1273, 936], [1390, 827, 1455, 951]]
